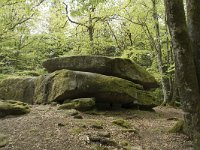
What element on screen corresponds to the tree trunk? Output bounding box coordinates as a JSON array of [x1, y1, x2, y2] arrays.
[[165, 11, 174, 103], [186, 0, 200, 88], [164, 0, 200, 149], [88, 13, 94, 50], [171, 73, 180, 106], [152, 0, 170, 104]]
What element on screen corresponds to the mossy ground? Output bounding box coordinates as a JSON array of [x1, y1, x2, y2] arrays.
[[112, 119, 132, 129]]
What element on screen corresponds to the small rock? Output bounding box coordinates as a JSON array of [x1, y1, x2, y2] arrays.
[[93, 145, 109, 150], [58, 123, 65, 127], [58, 98, 95, 111], [73, 115, 83, 119], [50, 102, 57, 106], [130, 146, 143, 150], [126, 114, 138, 120], [0, 134, 9, 148], [121, 128, 138, 134], [112, 119, 132, 129], [65, 109, 79, 116], [89, 135, 117, 146], [81, 125, 87, 128], [168, 120, 184, 133], [98, 132, 111, 138], [70, 111, 79, 116], [0, 100, 30, 118], [167, 117, 179, 121], [91, 124, 103, 129]]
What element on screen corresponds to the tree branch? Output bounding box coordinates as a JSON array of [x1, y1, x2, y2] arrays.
[[63, 3, 88, 28], [8, 13, 35, 30]]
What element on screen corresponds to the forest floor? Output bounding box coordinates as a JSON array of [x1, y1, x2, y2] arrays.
[[0, 105, 194, 150]]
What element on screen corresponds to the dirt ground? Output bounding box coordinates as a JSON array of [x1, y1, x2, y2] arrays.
[[0, 105, 194, 150]]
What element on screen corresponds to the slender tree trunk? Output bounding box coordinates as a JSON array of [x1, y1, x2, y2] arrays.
[[125, 29, 133, 46], [152, 0, 170, 104], [107, 22, 121, 49], [88, 14, 94, 42], [165, 11, 174, 103], [164, 0, 200, 149], [88, 13, 94, 50], [186, 0, 200, 88], [171, 73, 180, 105], [128, 32, 133, 46]]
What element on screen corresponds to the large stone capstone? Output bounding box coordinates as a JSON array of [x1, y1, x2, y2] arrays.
[[42, 56, 158, 89]]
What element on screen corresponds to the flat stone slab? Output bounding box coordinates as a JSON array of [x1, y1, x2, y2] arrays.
[[42, 56, 158, 89]]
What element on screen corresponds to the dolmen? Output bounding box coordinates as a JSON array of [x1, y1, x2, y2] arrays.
[[0, 55, 159, 110]]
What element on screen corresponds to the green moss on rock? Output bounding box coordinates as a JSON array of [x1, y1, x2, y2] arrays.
[[42, 55, 158, 89], [0, 134, 9, 148], [112, 119, 132, 129], [0, 77, 35, 104], [0, 100, 30, 118], [34, 70, 158, 108], [58, 98, 95, 111], [64, 109, 79, 116], [89, 135, 118, 146], [58, 102, 76, 110], [168, 120, 184, 133]]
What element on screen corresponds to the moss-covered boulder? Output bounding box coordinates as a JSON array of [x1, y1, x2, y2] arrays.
[[0, 134, 9, 148], [42, 56, 158, 89], [0, 100, 30, 118], [168, 120, 184, 133], [58, 98, 95, 111], [34, 70, 157, 108], [0, 77, 35, 104]]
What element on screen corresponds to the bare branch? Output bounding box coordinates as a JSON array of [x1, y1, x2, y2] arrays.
[[9, 13, 35, 30], [36, 0, 45, 7], [63, 2, 88, 28], [118, 15, 144, 26]]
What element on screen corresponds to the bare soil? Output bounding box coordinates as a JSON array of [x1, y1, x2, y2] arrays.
[[0, 105, 193, 150]]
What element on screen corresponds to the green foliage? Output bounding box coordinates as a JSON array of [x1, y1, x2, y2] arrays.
[[0, 0, 46, 73], [0, 0, 173, 104], [122, 48, 152, 67], [112, 119, 132, 129]]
